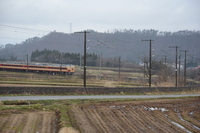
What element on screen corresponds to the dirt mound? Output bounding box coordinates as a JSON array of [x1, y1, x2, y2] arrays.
[[0, 111, 58, 133], [72, 97, 200, 133]]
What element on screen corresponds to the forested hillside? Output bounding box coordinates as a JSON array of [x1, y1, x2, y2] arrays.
[[0, 29, 199, 65]]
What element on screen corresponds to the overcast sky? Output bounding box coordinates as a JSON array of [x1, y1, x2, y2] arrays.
[[0, 0, 200, 45]]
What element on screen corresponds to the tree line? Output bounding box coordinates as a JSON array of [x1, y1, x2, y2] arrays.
[[30, 49, 98, 66], [30, 49, 143, 68]]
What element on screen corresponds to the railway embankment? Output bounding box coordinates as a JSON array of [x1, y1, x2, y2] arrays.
[[0, 86, 199, 95]]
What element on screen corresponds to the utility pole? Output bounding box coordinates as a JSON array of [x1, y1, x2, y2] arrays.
[[143, 57, 146, 78], [80, 53, 82, 69], [26, 54, 29, 72], [118, 57, 121, 82], [164, 55, 167, 66], [142, 39, 154, 87], [60, 61, 62, 75], [178, 54, 181, 86], [59, 53, 62, 75], [164, 55, 167, 78], [180, 50, 188, 87], [99, 53, 102, 80], [74, 31, 90, 88], [169, 46, 179, 87]]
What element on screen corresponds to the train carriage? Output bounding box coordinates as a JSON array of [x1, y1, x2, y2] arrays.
[[0, 63, 75, 75]]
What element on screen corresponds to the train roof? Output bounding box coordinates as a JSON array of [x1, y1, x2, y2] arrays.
[[0, 61, 75, 67]]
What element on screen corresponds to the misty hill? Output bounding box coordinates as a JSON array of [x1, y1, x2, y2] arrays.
[[0, 29, 200, 65]]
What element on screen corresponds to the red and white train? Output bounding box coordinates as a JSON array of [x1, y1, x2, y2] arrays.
[[0, 62, 75, 75]]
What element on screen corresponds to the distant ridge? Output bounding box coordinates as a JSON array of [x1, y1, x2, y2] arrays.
[[0, 29, 200, 64]]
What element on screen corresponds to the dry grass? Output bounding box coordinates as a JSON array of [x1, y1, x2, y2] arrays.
[[1, 65, 197, 87], [103, 81, 116, 87], [156, 81, 175, 87]]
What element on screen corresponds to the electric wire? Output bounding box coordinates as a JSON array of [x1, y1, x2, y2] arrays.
[[0, 24, 52, 45], [0, 24, 51, 33]]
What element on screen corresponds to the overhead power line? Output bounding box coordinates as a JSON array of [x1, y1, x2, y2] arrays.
[[0, 24, 51, 33], [0, 24, 53, 44], [0, 36, 25, 41]]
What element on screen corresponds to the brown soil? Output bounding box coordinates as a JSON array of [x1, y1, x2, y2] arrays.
[[0, 111, 57, 133], [72, 97, 200, 133]]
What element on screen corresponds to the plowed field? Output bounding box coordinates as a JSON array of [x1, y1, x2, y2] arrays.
[[0, 111, 57, 133], [73, 97, 200, 133]]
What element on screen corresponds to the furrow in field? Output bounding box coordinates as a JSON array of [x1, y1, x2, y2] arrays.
[[22, 112, 38, 133], [87, 108, 112, 133], [99, 108, 127, 133], [116, 107, 148, 132], [147, 110, 177, 132], [115, 108, 145, 133], [73, 107, 97, 133], [0, 111, 56, 133], [129, 106, 185, 133], [182, 111, 200, 127], [153, 111, 188, 133], [104, 108, 133, 133], [0, 114, 16, 133], [168, 110, 199, 133], [15, 114, 28, 132], [0, 116, 9, 130], [40, 113, 48, 133], [127, 107, 163, 133], [178, 112, 200, 132], [192, 111, 200, 122], [124, 107, 154, 132], [44, 112, 55, 133], [7, 115, 20, 132], [83, 108, 104, 132], [129, 107, 167, 133], [50, 112, 57, 133], [96, 109, 116, 131], [71, 97, 200, 133]]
